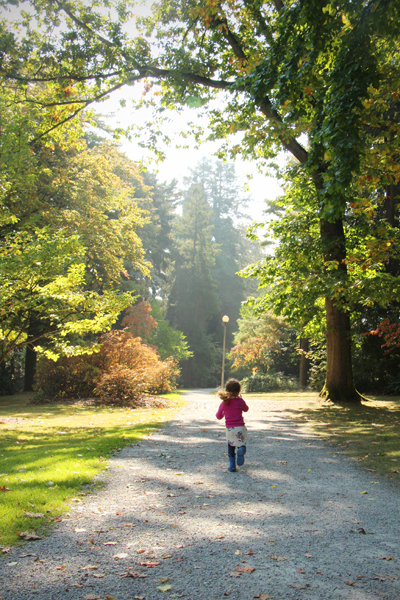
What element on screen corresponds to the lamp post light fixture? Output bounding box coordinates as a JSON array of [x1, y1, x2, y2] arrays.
[[221, 315, 229, 389]]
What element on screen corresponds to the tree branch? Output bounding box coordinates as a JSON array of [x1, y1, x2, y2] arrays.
[[259, 97, 308, 163], [28, 78, 136, 144], [273, 0, 284, 11], [54, 0, 115, 48], [212, 17, 247, 62], [243, 0, 274, 44]]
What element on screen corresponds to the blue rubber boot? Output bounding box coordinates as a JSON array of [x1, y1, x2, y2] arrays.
[[237, 446, 246, 466], [228, 455, 236, 472]]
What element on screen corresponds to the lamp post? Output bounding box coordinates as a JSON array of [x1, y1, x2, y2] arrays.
[[221, 315, 229, 389]]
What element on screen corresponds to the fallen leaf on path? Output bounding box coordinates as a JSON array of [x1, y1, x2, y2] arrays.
[[344, 580, 355, 586], [103, 542, 117, 546], [23, 512, 44, 519], [19, 531, 42, 541], [236, 566, 255, 573], [244, 549, 254, 555], [1, 547, 11, 554], [157, 584, 172, 592], [122, 523, 136, 527], [296, 568, 305, 573], [230, 572, 242, 578], [287, 584, 310, 589], [74, 528, 86, 533], [390, 469, 399, 473], [202, 430, 208, 433], [379, 556, 394, 560], [56, 565, 66, 570], [83, 595, 101, 600], [113, 553, 128, 559], [138, 561, 160, 568], [106, 596, 117, 600], [93, 573, 105, 578], [234, 550, 242, 555], [254, 595, 273, 600], [162, 554, 172, 559], [270, 554, 287, 562], [81, 565, 98, 570], [119, 570, 147, 579], [304, 553, 312, 558], [373, 573, 398, 581]]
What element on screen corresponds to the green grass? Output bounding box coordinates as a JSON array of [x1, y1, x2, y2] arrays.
[[0, 391, 185, 548], [246, 391, 400, 483]]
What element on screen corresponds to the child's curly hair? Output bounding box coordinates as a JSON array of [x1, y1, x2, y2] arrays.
[[218, 378, 241, 404]]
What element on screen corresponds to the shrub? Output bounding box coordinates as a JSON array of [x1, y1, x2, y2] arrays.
[[36, 330, 179, 403], [241, 371, 300, 393], [94, 332, 179, 402], [36, 353, 102, 399]]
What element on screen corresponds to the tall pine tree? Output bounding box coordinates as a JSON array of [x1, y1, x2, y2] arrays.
[[167, 184, 220, 387]]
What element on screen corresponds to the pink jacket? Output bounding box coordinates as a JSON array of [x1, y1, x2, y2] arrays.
[[216, 396, 249, 428]]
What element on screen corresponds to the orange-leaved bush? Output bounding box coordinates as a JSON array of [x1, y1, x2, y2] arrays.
[[94, 331, 179, 402], [36, 330, 179, 403]]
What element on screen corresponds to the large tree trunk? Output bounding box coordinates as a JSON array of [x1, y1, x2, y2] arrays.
[[320, 298, 361, 402], [319, 216, 362, 403], [299, 337, 309, 388], [23, 317, 42, 392], [24, 343, 37, 392]]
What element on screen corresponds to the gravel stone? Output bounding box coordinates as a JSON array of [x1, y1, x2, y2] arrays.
[[1, 389, 399, 600]]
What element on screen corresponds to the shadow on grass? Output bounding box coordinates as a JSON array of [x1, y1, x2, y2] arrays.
[[278, 396, 400, 481]]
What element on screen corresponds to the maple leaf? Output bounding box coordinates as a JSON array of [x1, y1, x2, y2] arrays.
[[236, 566, 255, 573], [0, 486, 13, 492]]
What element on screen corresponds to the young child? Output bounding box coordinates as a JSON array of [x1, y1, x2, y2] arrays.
[[216, 379, 249, 472]]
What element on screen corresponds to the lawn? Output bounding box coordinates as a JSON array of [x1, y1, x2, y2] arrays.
[[0, 391, 185, 549], [245, 391, 400, 484]]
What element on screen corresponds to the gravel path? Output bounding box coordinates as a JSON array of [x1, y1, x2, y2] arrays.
[[1, 390, 399, 600]]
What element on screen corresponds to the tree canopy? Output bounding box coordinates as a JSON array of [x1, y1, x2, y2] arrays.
[[1, 0, 400, 400]]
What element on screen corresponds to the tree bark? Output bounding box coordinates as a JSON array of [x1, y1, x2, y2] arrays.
[[319, 217, 362, 403], [320, 298, 361, 402], [24, 343, 37, 392], [299, 337, 309, 388]]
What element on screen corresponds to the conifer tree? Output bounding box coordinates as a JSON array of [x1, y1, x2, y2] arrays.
[[168, 184, 220, 387]]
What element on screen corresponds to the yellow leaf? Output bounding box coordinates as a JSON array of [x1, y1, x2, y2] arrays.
[[157, 584, 172, 592]]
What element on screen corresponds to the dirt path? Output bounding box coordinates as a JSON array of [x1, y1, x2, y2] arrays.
[[1, 390, 399, 600]]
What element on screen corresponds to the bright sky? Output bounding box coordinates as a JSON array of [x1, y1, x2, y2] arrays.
[[101, 89, 284, 223]]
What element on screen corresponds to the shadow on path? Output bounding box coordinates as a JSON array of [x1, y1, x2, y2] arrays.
[[1, 390, 399, 600]]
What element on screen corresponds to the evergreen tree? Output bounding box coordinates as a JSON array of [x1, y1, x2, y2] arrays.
[[167, 184, 220, 387], [126, 172, 179, 300], [188, 159, 262, 348]]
